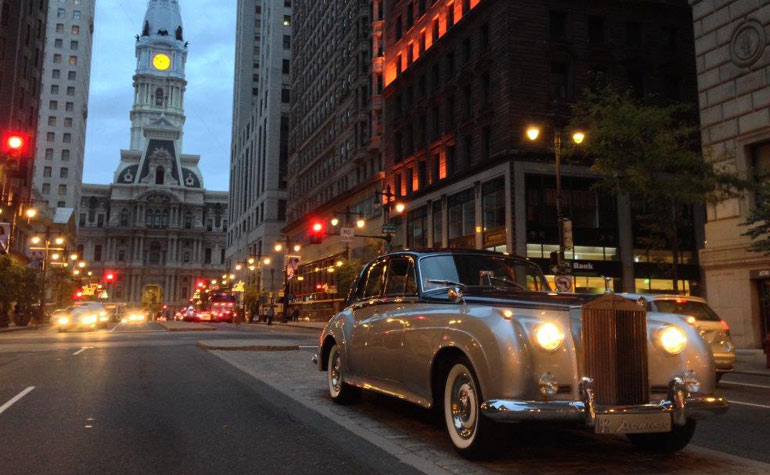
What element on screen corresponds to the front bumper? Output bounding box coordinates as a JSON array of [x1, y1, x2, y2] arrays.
[[481, 377, 728, 428], [713, 352, 736, 372]]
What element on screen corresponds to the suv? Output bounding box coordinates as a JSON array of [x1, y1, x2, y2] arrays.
[[623, 294, 735, 381]]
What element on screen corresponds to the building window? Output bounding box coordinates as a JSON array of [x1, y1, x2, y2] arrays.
[[44, 166, 52, 177], [97, 214, 104, 227], [48, 116, 56, 126], [64, 117, 72, 127], [49, 100, 58, 110], [66, 86, 75, 96], [551, 62, 569, 99], [73, 10, 80, 19], [47, 132, 55, 142], [281, 87, 290, 103], [59, 167, 68, 178], [51, 85, 59, 94], [448, 188, 475, 248], [65, 102, 74, 112], [155, 88, 164, 106], [94, 245, 102, 262], [63, 133, 71, 143], [79, 214, 86, 226], [482, 178, 506, 248], [45, 148, 53, 160], [56, 23, 64, 32], [282, 59, 290, 74], [68, 55, 77, 65], [68, 71, 76, 80], [588, 16, 605, 44], [432, 200, 443, 246], [42, 183, 50, 194], [61, 149, 70, 161], [52, 69, 60, 78], [446, 3, 455, 29], [407, 206, 428, 248], [71, 25, 79, 35], [282, 35, 291, 49], [70, 40, 78, 50], [57, 8, 65, 18], [549, 11, 567, 40], [155, 166, 164, 185], [204, 248, 212, 264]]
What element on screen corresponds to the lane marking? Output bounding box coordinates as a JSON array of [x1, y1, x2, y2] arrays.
[[72, 347, 93, 356], [720, 380, 770, 390], [298, 345, 317, 349], [109, 321, 122, 333], [0, 387, 35, 416], [729, 399, 770, 409]]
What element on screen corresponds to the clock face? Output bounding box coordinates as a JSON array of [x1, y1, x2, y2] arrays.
[[152, 53, 171, 71]]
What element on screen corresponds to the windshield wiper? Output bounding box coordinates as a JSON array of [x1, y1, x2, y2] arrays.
[[487, 276, 528, 291], [425, 279, 466, 291]]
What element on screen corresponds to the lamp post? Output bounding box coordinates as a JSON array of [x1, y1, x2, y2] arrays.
[[29, 231, 68, 319], [526, 126, 585, 276]]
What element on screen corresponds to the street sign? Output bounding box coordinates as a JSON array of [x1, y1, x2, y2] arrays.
[[563, 218, 573, 249], [340, 227, 355, 243], [382, 223, 396, 234], [554, 275, 574, 293], [287, 255, 301, 279]]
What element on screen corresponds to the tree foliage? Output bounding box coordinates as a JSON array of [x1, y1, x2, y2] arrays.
[[569, 87, 744, 291], [742, 183, 770, 255], [0, 256, 41, 326]]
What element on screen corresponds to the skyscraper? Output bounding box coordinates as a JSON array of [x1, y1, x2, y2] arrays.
[[227, 0, 292, 293], [33, 0, 95, 213]]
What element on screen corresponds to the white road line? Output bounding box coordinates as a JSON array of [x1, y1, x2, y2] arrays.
[[729, 399, 770, 409], [721, 380, 770, 390], [72, 347, 92, 356], [109, 321, 122, 333], [298, 345, 316, 349], [0, 387, 35, 416]]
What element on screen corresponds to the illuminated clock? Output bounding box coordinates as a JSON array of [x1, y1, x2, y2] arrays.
[[152, 53, 171, 71]]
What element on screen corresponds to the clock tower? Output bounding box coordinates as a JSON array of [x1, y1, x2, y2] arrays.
[[130, 0, 188, 152]]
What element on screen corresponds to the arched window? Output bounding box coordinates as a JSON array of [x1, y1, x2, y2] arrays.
[[155, 88, 164, 106], [120, 209, 129, 226], [155, 166, 164, 185]]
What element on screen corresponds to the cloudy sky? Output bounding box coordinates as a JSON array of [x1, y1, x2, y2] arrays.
[[83, 0, 236, 191]]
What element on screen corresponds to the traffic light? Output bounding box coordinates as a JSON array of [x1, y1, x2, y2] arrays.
[[3, 133, 25, 156], [105, 272, 115, 283], [309, 220, 326, 244], [196, 280, 206, 289]]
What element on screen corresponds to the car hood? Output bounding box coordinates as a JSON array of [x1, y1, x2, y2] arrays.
[[461, 290, 600, 310]]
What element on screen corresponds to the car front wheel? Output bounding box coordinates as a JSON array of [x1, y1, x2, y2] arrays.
[[327, 344, 360, 405], [443, 357, 500, 458], [627, 419, 696, 453]]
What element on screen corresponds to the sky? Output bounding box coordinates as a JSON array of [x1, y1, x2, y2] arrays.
[[82, 0, 236, 191]]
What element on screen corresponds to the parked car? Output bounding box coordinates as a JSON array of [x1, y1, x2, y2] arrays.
[[313, 250, 728, 458], [55, 306, 101, 332], [621, 294, 735, 382], [121, 308, 147, 324]]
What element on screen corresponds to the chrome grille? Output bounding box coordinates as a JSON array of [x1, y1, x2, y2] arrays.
[[582, 294, 649, 406]]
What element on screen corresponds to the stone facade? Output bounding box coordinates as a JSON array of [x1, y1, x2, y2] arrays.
[[227, 0, 291, 289], [691, 0, 770, 348], [77, 0, 227, 307], [33, 0, 95, 213]]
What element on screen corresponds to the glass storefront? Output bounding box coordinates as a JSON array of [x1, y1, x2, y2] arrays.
[[482, 178, 506, 249], [407, 206, 428, 249], [432, 200, 442, 247], [448, 188, 475, 248]]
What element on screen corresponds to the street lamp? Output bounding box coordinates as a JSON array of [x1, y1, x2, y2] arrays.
[[526, 125, 587, 275], [274, 243, 283, 252], [395, 203, 406, 214], [330, 218, 340, 227], [25, 208, 37, 219], [54, 237, 64, 246], [78, 261, 86, 269], [355, 218, 366, 229], [31, 236, 41, 245], [70, 253, 78, 261], [293, 244, 301, 253]]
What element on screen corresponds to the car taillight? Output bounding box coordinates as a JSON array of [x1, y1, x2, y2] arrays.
[[720, 320, 730, 333]]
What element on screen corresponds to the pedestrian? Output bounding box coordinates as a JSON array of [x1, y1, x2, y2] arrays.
[[292, 307, 299, 322], [233, 307, 241, 327], [266, 305, 274, 326]]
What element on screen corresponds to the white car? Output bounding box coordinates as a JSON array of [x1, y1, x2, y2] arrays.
[[73, 302, 110, 327]]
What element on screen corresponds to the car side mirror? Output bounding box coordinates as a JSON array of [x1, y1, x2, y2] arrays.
[[448, 286, 464, 304]]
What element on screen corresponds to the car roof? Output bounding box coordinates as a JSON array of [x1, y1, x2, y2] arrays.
[[619, 293, 707, 304], [382, 249, 533, 262]]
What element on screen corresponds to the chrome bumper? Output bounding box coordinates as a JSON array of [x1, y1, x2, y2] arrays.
[[481, 377, 728, 427]]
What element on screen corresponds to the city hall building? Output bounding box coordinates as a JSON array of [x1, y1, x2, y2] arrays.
[[78, 0, 227, 307], [691, 0, 770, 348]]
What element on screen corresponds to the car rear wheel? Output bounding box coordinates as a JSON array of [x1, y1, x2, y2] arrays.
[[443, 357, 500, 458], [327, 344, 360, 405], [627, 419, 696, 453]]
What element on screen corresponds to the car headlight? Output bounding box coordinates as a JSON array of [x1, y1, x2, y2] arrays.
[[657, 325, 687, 355], [137, 314, 145, 321], [100, 316, 109, 322], [82, 315, 97, 324], [58, 317, 69, 325], [533, 323, 565, 352]]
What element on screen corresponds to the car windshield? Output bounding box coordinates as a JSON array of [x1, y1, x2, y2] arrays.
[[654, 299, 721, 322], [419, 254, 550, 292]]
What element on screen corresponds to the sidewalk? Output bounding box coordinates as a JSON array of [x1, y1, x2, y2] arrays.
[[0, 324, 49, 333], [157, 321, 214, 332], [735, 349, 770, 376]]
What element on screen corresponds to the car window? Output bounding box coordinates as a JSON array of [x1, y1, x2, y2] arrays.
[[420, 254, 550, 292], [653, 300, 721, 321], [384, 257, 417, 296], [361, 260, 387, 299]]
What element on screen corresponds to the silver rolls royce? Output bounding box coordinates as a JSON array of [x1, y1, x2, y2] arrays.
[[313, 250, 728, 458]]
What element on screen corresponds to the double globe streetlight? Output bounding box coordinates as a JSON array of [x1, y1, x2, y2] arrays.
[[525, 125, 586, 275]]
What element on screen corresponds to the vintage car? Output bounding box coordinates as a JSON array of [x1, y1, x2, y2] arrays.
[[313, 250, 728, 458], [621, 294, 736, 382]]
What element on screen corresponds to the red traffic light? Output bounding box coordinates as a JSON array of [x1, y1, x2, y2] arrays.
[[105, 272, 115, 282], [196, 280, 206, 289], [7, 135, 23, 150], [309, 220, 326, 244], [75, 290, 84, 299]]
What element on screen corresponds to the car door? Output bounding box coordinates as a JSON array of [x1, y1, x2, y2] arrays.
[[366, 255, 418, 386], [348, 259, 387, 380]]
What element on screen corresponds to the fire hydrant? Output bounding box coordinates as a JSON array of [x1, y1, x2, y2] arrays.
[[764, 333, 770, 369]]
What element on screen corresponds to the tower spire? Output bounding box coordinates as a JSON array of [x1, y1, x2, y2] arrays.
[[142, 0, 184, 41]]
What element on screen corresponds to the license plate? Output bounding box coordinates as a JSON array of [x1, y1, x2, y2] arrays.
[[595, 413, 672, 434]]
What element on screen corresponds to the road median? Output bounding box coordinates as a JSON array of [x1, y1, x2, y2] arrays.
[[158, 321, 214, 332], [198, 339, 299, 351]]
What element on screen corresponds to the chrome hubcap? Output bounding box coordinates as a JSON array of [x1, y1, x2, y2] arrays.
[[450, 373, 477, 440], [330, 351, 342, 393]]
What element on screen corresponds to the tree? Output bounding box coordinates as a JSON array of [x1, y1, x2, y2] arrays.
[[569, 87, 743, 292], [742, 183, 770, 255]]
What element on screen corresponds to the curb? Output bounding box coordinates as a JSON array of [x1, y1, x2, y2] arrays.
[[246, 322, 325, 331], [0, 325, 50, 333], [197, 341, 299, 352], [158, 323, 215, 332], [732, 370, 770, 377]]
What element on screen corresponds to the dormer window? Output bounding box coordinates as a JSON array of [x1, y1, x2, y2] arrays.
[[156, 166, 165, 185]]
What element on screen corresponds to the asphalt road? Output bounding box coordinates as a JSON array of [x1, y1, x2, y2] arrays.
[[1, 322, 769, 474], [0, 323, 419, 475]]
